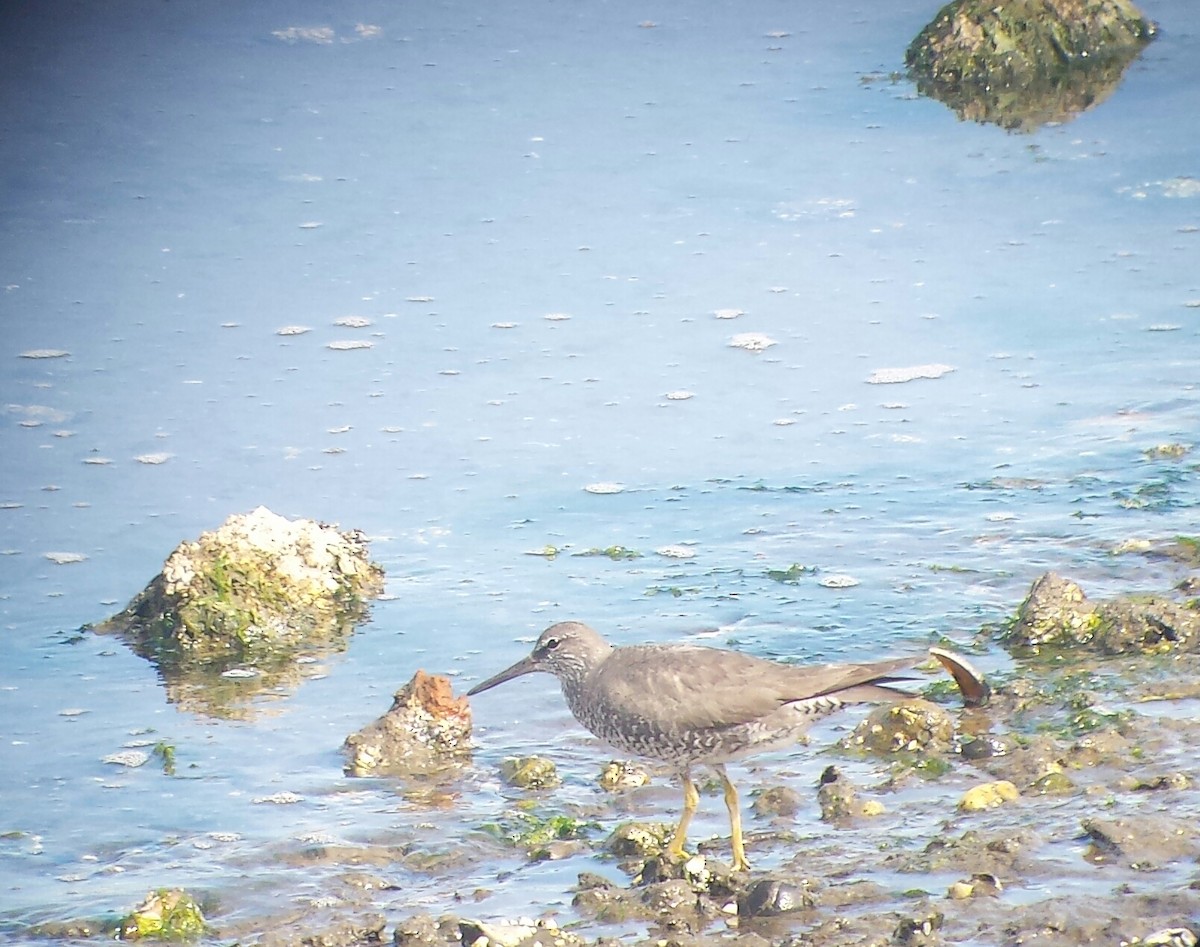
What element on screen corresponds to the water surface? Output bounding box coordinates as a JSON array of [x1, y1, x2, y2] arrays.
[[1, 0, 1198, 938]]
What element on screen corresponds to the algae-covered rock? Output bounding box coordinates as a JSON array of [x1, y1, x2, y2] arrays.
[[1006, 572, 1097, 647], [1003, 572, 1200, 654], [118, 889, 206, 941], [1029, 770, 1076, 795], [479, 810, 593, 859], [906, 0, 1155, 130], [604, 821, 673, 859], [91, 507, 384, 716], [597, 760, 650, 791], [343, 670, 472, 778], [499, 755, 561, 789], [843, 698, 956, 755]]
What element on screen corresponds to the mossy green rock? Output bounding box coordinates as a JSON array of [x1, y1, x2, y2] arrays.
[[1030, 771, 1076, 795], [906, 0, 1155, 130], [1003, 572, 1200, 654], [118, 889, 206, 941], [500, 755, 561, 789], [843, 699, 956, 755], [91, 507, 384, 716]]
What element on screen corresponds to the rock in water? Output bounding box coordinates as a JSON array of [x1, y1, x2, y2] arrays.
[[906, 0, 1156, 130], [343, 670, 472, 777], [91, 507, 384, 716]]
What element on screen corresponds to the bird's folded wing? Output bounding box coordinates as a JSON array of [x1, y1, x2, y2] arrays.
[[592, 646, 916, 732]]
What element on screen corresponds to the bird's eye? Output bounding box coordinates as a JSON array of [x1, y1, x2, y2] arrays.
[[541, 637, 561, 652]]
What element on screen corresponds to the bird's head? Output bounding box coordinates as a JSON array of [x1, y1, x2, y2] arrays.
[[467, 620, 612, 695]]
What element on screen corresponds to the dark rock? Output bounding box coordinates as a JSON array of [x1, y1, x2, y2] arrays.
[[572, 876, 640, 924], [960, 733, 1012, 761], [738, 878, 816, 917], [893, 829, 1035, 877], [894, 911, 944, 946]]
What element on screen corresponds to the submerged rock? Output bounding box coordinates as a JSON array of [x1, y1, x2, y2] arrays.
[[117, 889, 206, 941], [92, 507, 384, 716], [597, 760, 650, 791], [1081, 815, 1199, 869], [343, 670, 472, 777], [906, 0, 1156, 130], [499, 755, 561, 790]]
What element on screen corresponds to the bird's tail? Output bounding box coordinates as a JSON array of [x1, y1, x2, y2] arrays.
[[929, 646, 990, 707]]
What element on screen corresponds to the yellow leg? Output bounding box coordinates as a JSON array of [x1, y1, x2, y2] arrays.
[[666, 769, 700, 860], [714, 764, 750, 871]]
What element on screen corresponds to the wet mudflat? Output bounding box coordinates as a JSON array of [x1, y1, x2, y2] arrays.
[[1, 0, 1198, 943]]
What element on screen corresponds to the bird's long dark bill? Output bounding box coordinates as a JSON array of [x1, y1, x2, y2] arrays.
[[466, 655, 539, 696]]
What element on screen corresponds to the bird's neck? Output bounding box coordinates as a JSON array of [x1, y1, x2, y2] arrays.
[[556, 651, 610, 710]]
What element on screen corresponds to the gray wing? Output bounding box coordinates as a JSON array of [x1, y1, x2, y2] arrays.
[[591, 645, 915, 732]]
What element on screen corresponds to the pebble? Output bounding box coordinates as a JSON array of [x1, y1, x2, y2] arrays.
[[959, 780, 1019, 811]]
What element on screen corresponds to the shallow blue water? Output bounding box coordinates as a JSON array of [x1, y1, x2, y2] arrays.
[[1, 0, 1198, 937]]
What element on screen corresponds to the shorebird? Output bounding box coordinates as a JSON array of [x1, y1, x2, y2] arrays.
[[468, 621, 985, 871]]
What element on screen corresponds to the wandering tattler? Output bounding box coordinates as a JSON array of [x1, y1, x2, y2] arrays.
[[468, 621, 985, 871]]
